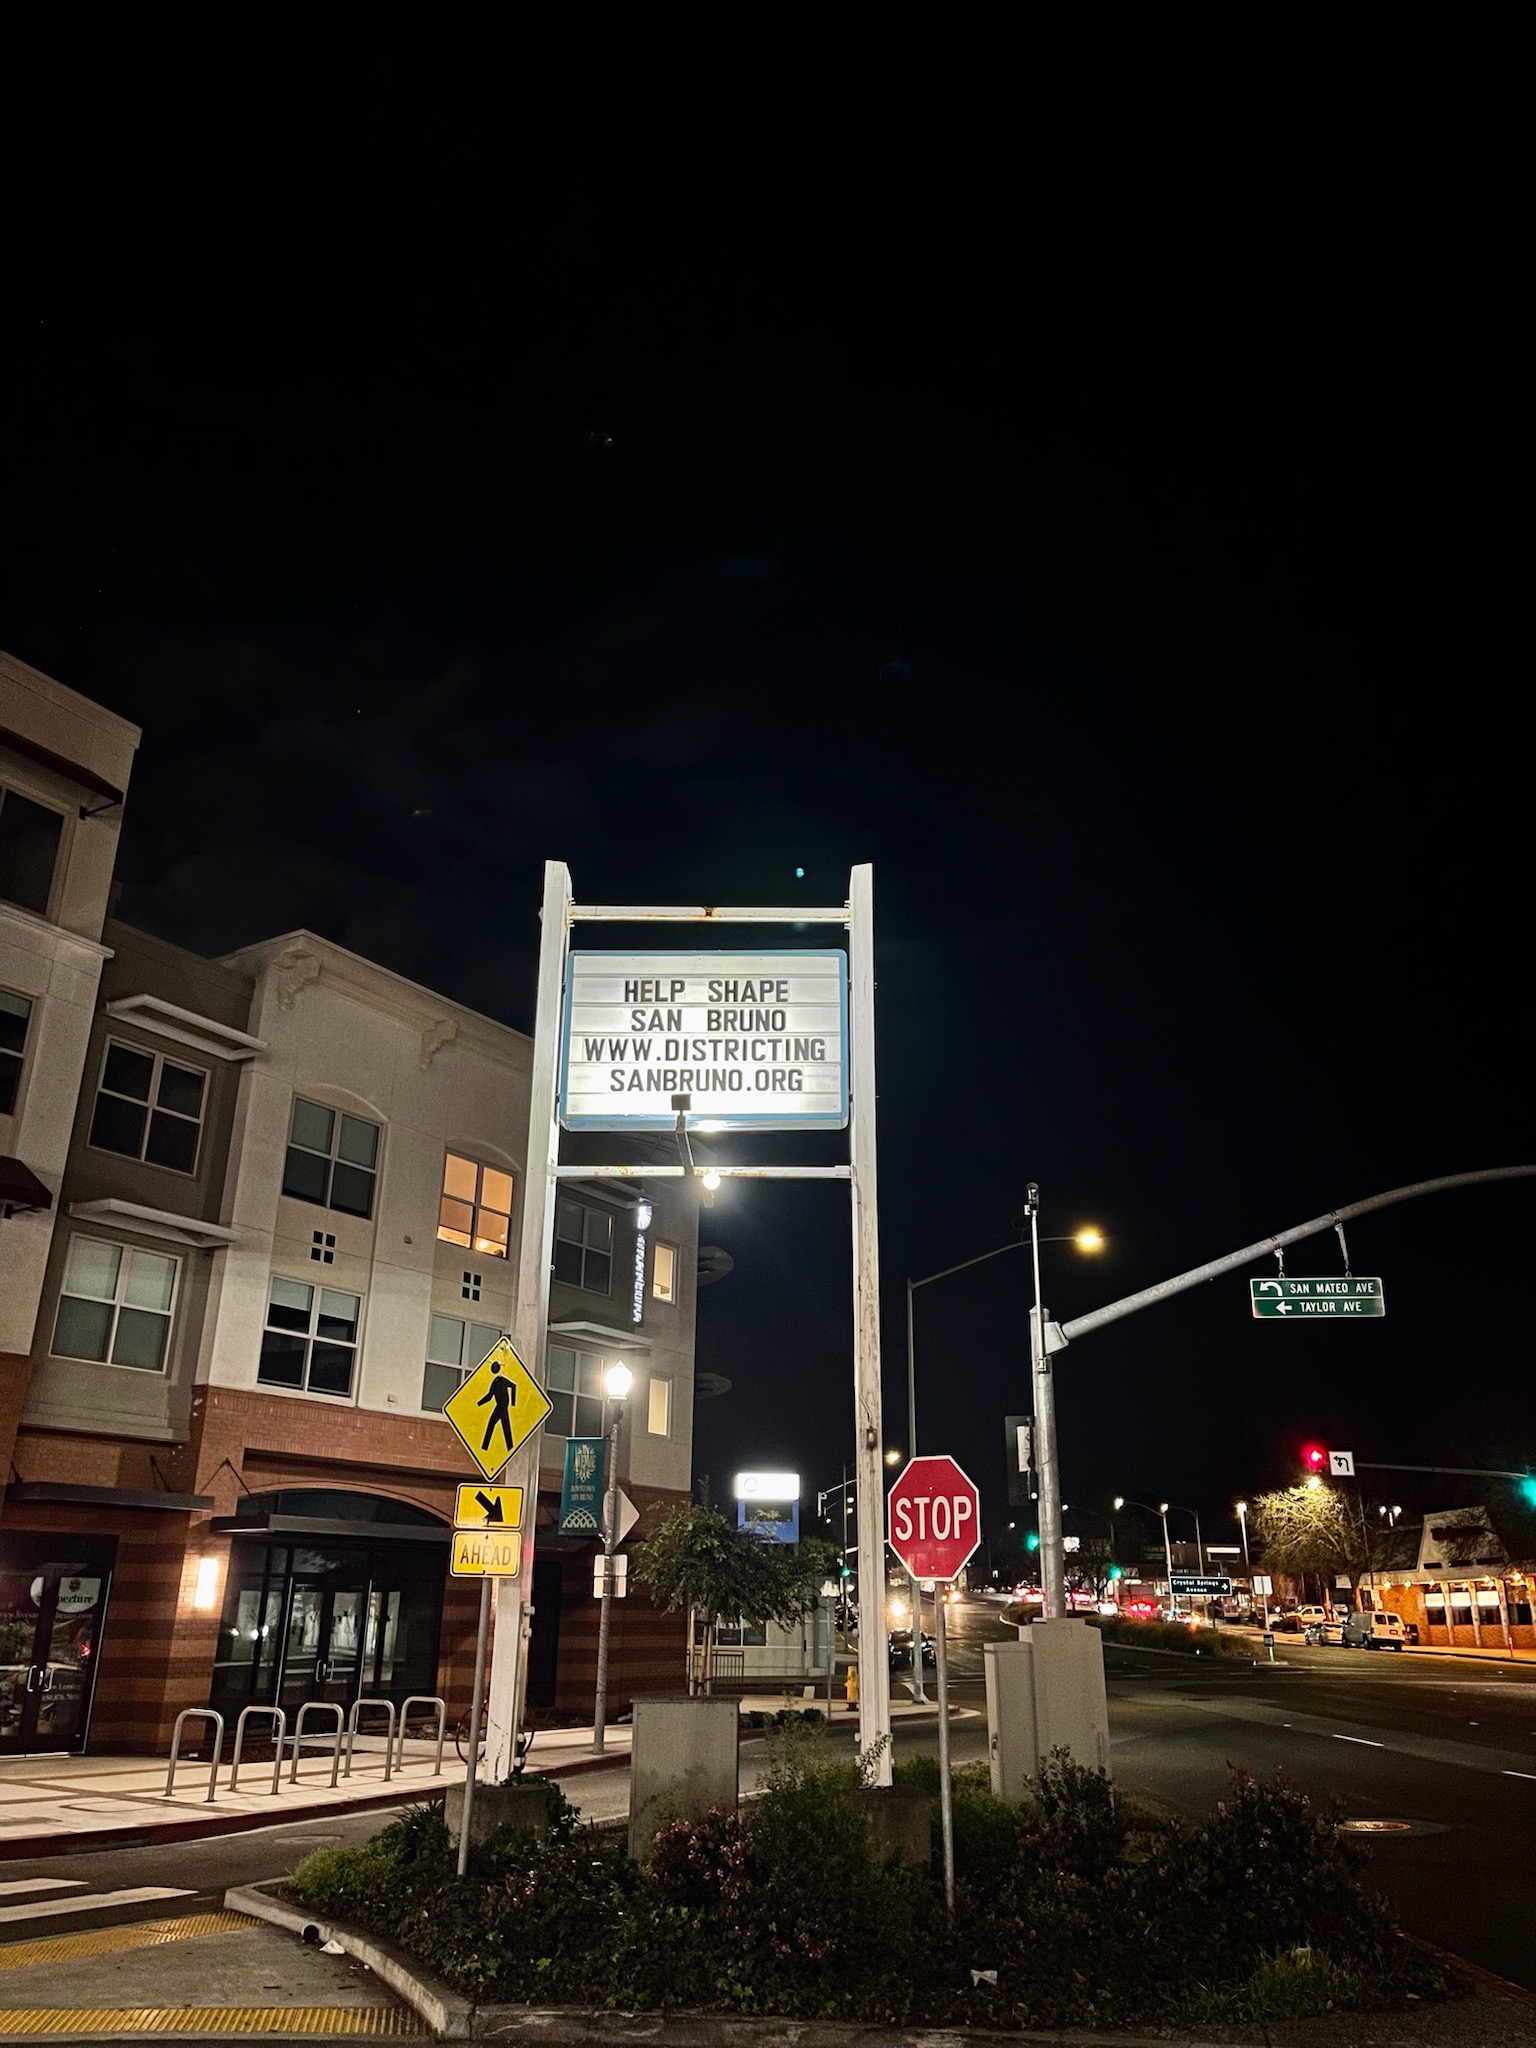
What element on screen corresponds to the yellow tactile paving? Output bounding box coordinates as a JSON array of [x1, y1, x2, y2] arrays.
[[0, 1910, 256, 1972], [0, 2008, 423, 2035]]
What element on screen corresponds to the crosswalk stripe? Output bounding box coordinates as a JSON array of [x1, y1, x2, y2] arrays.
[[0, 1886, 193, 1927]]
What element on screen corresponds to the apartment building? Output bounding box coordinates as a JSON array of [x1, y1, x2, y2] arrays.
[[1, 655, 698, 1756]]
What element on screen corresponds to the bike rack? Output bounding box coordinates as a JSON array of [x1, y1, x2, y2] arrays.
[[395, 1694, 446, 1775], [165, 1708, 226, 1804], [344, 1697, 397, 1781], [288, 1700, 346, 1787], [229, 1705, 288, 1794]]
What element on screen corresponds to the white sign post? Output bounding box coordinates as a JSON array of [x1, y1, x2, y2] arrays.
[[481, 866, 891, 1791]]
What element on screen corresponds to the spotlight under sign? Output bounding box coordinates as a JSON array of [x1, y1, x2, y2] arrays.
[[559, 951, 848, 1132]]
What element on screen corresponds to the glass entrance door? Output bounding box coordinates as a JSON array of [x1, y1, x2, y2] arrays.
[[0, 1538, 115, 1755], [212, 1535, 445, 1726]]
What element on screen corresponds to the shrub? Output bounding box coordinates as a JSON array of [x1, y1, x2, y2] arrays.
[[287, 1755, 1451, 2028]]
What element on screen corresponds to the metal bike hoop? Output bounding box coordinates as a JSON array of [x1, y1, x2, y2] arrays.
[[165, 1708, 225, 1804], [396, 1694, 446, 1775], [289, 1700, 346, 1787], [229, 1704, 288, 1794], [344, 1697, 397, 1781]]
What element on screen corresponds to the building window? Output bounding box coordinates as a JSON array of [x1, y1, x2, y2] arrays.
[[554, 1199, 612, 1294], [652, 1242, 677, 1305], [0, 786, 64, 919], [545, 1344, 605, 1437], [1, 989, 32, 1116], [281, 1098, 379, 1218], [437, 1154, 513, 1258], [647, 1375, 671, 1437], [422, 1314, 503, 1412], [52, 1235, 178, 1372], [258, 1278, 361, 1397], [88, 1040, 208, 1174]]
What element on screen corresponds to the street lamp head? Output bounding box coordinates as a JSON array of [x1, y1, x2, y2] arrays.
[[1074, 1226, 1105, 1253], [701, 1169, 722, 1191], [884, 1448, 901, 1466], [603, 1362, 633, 1401], [1158, 1502, 1169, 1515], [1236, 1500, 1247, 1516], [1112, 1496, 1125, 1511]]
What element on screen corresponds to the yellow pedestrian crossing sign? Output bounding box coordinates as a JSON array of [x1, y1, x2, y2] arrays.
[[453, 1483, 524, 1530], [451, 1528, 524, 1578], [441, 1339, 552, 1480]]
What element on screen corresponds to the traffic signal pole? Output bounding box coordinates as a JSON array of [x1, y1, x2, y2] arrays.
[[1025, 1186, 1065, 1621]]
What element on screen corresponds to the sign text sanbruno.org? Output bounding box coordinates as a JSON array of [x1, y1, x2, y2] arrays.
[[559, 951, 849, 1131]]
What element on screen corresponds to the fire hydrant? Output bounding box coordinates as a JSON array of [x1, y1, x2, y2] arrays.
[[844, 1662, 859, 1708]]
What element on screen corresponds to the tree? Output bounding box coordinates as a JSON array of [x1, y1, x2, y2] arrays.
[[632, 1504, 837, 1693], [1251, 1484, 1363, 1595]]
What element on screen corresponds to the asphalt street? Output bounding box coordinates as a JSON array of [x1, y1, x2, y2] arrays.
[[0, 1597, 1531, 2017]]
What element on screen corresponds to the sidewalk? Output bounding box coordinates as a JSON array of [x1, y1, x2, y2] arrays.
[[1228, 1624, 1536, 1666], [0, 1727, 627, 1861]]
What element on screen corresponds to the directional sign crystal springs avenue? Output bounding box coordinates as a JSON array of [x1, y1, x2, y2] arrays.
[[1251, 1277, 1385, 1319], [887, 1455, 982, 1584]]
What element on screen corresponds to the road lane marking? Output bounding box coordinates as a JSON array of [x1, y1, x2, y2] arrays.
[[0, 1882, 86, 1898], [0, 1910, 254, 1972], [1503, 1770, 1536, 1780], [1332, 1734, 1385, 1747], [0, 1886, 193, 1926]]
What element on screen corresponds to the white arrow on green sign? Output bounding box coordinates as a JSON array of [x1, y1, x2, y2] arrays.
[[1250, 1277, 1384, 1319]]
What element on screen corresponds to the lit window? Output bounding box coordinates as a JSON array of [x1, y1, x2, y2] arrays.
[[88, 1040, 207, 1174], [52, 1236, 179, 1372], [0, 785, 64, 919], [437, 1154, 513, 1258], [553, 1199, 612, 1294], [652, 1242, 677, 1305], [282, 1098, 380, 1218], [422, 1313, 503, 1412], [258, 1277, 361, 1398], [1, 989, 33, 1116], [647, 1376, 671, 1437], [545, 1344, 604, 1437]]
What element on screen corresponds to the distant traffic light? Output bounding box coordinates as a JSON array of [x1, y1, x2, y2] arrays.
[[1108, 1565, 1123, 1581], [1026, 1532, 1040, 1551], [1521, 1478, 1536, 1508], [1301, 1443, 1328, 1473]]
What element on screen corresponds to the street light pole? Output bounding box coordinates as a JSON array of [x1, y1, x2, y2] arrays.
[[1026, 1186, 1064, 1620], [905, 1278, 925, 1703], [592, 1362, 633, 1755]]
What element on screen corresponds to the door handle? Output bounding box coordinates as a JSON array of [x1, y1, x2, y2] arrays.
[[25, 1666, 41, 1693]]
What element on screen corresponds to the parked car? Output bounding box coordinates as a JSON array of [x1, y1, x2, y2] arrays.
[[1304, 1618, 1346, 1646], [1342, 1610, 1407, 1651]]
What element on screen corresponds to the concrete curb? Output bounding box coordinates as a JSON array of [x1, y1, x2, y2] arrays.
[[225, 1880, 474, 2038]]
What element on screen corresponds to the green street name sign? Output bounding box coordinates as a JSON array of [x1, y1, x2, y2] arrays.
[[1250, 1276, 1385, 1320]]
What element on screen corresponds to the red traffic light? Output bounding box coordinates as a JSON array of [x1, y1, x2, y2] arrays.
[[1301, 1443, 1327, 1471]]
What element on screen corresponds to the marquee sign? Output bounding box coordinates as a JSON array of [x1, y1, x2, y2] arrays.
[[559, 951, 848, 1132]]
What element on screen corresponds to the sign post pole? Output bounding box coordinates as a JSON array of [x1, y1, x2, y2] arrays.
[[933, 1585, 954, 1913], [456, 1576, 493, 1878], [485, 859, 571, 1782], [1026, 1187, 1064, 1621], [849, 865, 892, 1782], [592, 1396, 625, 1754]]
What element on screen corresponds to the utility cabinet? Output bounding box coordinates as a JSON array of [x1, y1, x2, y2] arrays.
[[984, 1617, 1110, 1799]]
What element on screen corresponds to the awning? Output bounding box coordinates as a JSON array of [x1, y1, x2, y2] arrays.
[[0, 1158, 53, 1215], [212, 1512, 451, 1545], [67, 1198, 236, 1250], [5, 1481, 213, 1512], [548, 1318, 652, 1352]]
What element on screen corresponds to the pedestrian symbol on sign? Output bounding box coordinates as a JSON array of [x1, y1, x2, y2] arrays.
[[477, 1359, 517, 1458]]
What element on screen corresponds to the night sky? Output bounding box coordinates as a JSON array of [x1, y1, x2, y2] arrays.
[[4, 68, 1530, 1559]]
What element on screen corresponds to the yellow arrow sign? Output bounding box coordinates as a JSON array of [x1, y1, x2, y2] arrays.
[[450, 1529, 524, 1578], [454, 1483, 524, 1530], [441, 1338, 552, 1481]]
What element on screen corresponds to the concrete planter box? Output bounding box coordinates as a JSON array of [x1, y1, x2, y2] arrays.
[[446, 1776, 560, 1849], [628, 1694, 739, 1859]]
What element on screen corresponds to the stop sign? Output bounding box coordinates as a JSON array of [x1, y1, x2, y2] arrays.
[[887, 1454, 981, 1583]]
